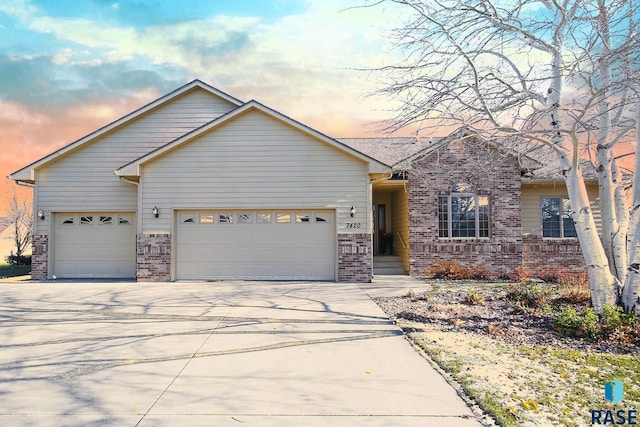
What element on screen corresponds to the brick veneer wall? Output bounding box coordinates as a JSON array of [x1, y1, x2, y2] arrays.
[[31, 234, 48, 280], [137, 234, 171, 281], [338, 233, 372, 282], [409, 139, 523, 277], [522, 235, 586, 273]]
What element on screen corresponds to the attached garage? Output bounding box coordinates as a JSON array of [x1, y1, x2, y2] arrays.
[[52, 212, 136, 279], [176, 210, 335, 280]]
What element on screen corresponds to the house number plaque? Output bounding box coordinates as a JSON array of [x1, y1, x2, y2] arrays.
[[346, 223, 362, 229]]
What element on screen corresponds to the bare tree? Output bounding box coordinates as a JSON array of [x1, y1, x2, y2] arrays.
[[8, 188, 32, 262], [368, 0, 640, 312]]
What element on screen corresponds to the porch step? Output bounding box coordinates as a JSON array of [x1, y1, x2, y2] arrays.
[[373, 256, 406, 275]]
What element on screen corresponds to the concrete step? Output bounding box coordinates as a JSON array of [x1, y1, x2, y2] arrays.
[[373, 267, 407, 275], [373, 256, 406, 275]]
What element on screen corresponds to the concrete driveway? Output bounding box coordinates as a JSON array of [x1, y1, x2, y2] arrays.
[[0, 279, 483, 426]]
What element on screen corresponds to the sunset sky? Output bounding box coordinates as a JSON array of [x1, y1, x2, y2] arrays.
[[0, 0, 410, 211]]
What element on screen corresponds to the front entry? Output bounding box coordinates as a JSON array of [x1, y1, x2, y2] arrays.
[[373, 204, 388, 255]]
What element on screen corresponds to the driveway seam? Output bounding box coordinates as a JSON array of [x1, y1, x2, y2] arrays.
[[134, 301, 239, 426]]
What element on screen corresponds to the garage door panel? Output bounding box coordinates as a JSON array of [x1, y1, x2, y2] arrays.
[[54, 212, 136, 279], [176, 210, 335, 280]]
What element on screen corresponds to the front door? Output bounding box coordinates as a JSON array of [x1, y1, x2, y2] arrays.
[[374, 204, 387, 255]]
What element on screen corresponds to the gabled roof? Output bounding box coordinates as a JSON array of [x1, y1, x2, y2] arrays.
[[337, 137, 434, 166], [115, 100, 390, 177], [341, 129, 543, 173], [9, 80, 243, 183]]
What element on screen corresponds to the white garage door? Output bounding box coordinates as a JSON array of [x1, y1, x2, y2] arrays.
[[176, 210, 335, 280], [53, 213, 136, 279]]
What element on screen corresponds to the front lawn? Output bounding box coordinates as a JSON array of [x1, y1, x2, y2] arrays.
[[0, 262, 31, 278], [374, 281, 640, 427]]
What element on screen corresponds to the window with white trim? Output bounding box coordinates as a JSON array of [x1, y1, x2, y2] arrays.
[[541, 197, 577, 238], [438, 183, 489, 238]]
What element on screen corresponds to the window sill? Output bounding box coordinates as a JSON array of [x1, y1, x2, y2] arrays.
[[542, 237, 579, 241], [437, 237, 491, 242]]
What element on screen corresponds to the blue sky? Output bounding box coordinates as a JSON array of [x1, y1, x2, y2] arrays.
[[0, 0, 409, 196]]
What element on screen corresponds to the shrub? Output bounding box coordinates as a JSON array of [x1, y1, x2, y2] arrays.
[[506, 282, 554, 309], [554, 305, 638, 341], [427, 260, 470, 279], [5, 254, 31, 265], [468, 265, 494, 280], [464, 289, 485, 305], [426, 260, 494, 280], [536, 267, 589, 288]]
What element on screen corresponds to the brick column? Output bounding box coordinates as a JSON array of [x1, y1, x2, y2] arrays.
[[137, 234, 171, 281], [31, 234, 48, 280], [338, 233, 372, 283]]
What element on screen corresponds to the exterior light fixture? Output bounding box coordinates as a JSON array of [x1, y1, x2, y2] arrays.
[[37, 209, 45, 220], [350, 206, 356, 218], [152, 206, 159, 218]]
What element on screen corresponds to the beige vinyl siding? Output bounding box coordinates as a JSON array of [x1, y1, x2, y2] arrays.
[[35, 88, 237, 234], [522, 182, 601, 236], [141, 110, 369, 233], [392, 188, 410, 272]]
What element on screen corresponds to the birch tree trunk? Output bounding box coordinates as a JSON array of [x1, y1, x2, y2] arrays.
[[621, 109, 640, 313]]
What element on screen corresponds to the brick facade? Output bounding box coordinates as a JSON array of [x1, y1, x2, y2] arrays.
[[137, 234, 171, 281], [338, 233, 372, 282], [31, 234, 48, 280], [408, 139, 523, 277], [522, 235, 586, 273]]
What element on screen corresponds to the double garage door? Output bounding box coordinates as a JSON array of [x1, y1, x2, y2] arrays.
[[176, 210, 336, 281]]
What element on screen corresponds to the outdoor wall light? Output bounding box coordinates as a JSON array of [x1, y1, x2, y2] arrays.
[[350, 206, 356, 218], [37, 209, 45, 220], [152, 206, 159, 218]]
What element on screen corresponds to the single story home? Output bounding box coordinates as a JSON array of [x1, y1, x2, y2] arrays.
[[9, 80, 598, 282]]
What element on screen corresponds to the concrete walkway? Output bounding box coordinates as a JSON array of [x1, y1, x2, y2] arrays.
[[0, 279, 483, 426]]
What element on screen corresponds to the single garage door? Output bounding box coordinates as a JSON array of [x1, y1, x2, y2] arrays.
[[176, 210, 335, 280], [53, 212, 136, 278]]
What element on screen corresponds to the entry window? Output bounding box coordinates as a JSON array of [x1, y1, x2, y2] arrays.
[[296, 213, 311, 223], [199, 214, 214, 224], [277, 213, 291, 223], [80, 216, 94, 225], [238, 213, 252, 223], [542, 197, 577, 238], [256, 213, 272, 224], [181, 214, 196, 223], [219, 214, 233, 224], [438, 183, 489, 238]]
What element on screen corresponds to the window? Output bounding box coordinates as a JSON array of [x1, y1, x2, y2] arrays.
[[219, 214, 233, 224], [296, 213, 311, 223], [438, 183, 489, 238], [256, 213, 272, 224], [61, 216, 74, 225], [80, 216, 93, 225], [118, 215, 131, 225], [541, 197, 577, 238], [199, 214, 214, 224], [99, 216, 113, 225], [238, 213, 252, 223], [277, 213, 291, 223], [181, 214, 195, 223]]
